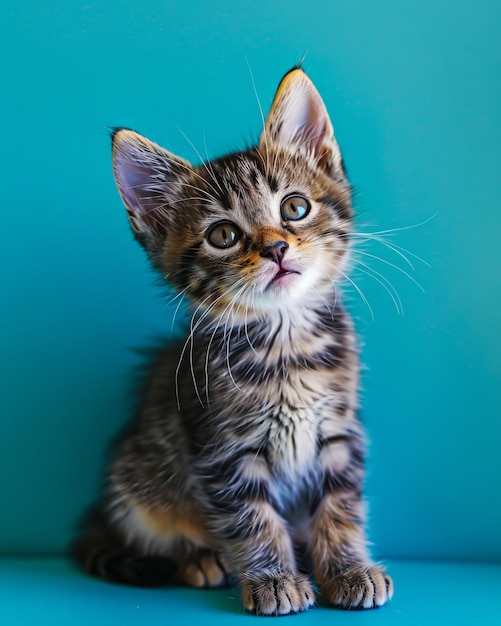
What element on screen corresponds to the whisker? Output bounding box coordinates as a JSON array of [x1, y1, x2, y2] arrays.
[[223, 291, 246, 394], [355, 213, 438, 237], [246, 58, 271, 173], [350, 233, 431, 269], [165, 284, 189, 307], [175, 291, 226, 410], [348, 259, 403, 315], [178, 127, 225, 197], [337, 267, 374, 321], [203, 280, 249, 405], [202, 131, 228, 197], [157, 149, 219, 194], [244, 285, 258, 355], [169, 286, 190, 333], [351, 248, 425, 293]]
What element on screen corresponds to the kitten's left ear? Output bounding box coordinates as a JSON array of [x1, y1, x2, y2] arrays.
[[260, 69, 345, 181]]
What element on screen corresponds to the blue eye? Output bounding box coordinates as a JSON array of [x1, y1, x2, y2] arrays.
[[280, 195, 311, 221], [207, 221, 242, 249]]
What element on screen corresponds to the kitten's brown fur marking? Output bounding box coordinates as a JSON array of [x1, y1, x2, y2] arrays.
[[72, 68, 393, 615]]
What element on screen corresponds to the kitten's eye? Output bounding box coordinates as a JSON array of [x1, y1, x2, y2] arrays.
[[207, 221, 243, 249], [280, 195, 311, 221]]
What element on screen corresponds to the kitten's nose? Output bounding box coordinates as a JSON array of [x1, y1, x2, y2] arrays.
[[260, 240, 289, 265]]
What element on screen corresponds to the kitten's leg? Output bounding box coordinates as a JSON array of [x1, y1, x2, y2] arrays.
[[311, 492, 393, 608], [116, 500, 234, 589], [310, 439, 393, 609], [72, 508, 178, 587], [213, 500, 315, 615]]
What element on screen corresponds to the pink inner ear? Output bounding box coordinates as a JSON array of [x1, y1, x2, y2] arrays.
[[113, 147, 167, 219], [309, 118, 329, 154], [114, 157, 150, 215], [276, 89, 330, 155], [302, 115, 329, 155]]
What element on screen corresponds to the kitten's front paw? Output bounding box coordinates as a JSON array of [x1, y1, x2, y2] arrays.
[[241, 570, 315, 616], [322, 565, 393, 610]]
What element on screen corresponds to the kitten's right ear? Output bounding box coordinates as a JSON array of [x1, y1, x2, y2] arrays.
[[111, 128, 191, 237]]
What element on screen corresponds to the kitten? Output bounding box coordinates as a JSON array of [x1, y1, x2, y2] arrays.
[[73, 67, 393, 615]]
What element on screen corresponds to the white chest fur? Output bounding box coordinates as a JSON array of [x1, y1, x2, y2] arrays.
[[266, 402, 318, 479]]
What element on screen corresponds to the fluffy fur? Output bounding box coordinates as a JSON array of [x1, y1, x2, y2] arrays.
[[73, 68, 393, 615]]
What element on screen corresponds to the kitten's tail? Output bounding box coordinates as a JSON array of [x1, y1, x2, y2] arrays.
[[71, 509, 177, 587]]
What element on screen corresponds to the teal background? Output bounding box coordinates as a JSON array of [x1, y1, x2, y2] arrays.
[[1, 0, 500, 561]]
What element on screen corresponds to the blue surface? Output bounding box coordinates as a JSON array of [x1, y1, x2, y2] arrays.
[[0, 559, 500, 626], [1, 0, 501, 560]]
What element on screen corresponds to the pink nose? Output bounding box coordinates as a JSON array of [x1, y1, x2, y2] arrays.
[[260, 240, 289, 265]]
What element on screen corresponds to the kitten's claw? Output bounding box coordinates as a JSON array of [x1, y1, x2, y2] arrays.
[[322, 565, 393, 609], [241, 570, 315, 615]]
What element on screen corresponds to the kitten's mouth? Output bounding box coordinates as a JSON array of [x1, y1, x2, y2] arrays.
[[267, 267, 301, 289]]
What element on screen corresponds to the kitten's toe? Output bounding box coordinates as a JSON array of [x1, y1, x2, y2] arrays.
[[322, 565, 393, 609], [241, 569, 315, 615], [179, 551, 232, 588]]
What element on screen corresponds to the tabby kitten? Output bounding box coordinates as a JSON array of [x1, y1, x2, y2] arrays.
[[74, 67, 393, 615]]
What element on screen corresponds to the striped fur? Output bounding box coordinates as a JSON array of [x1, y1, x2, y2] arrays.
[[73, 68, 393, 614]]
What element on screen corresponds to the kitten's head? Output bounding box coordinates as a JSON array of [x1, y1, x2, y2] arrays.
[[112, 68, 353, 319]]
